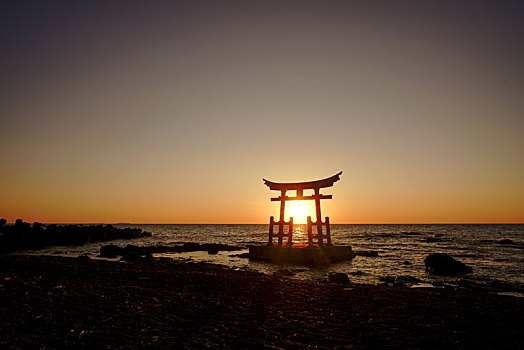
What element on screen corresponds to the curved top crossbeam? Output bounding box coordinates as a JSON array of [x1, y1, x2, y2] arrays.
[[263, 171, 342, 191]]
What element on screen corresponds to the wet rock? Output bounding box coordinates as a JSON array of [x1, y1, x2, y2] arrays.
[[99, 244, 124, 258], [274, 269, 295, 277], [431, 280, 456, 289], [183, 242, 200, 248], [124, 244, 140, 252], [424, 253, 473, 276], [355, 250, 379, 257], [120, 245, 151, 261], [489, 279, 524, 293], [349, 270, 364, 276], [456, 278, 485, 291], [232, 253, 250, 259], [121, 251, 152, 262], [379, 275, 422, 287], [396, 275, 422, 285], [379, 276, 396, 284], [328, 272, 349, 283]]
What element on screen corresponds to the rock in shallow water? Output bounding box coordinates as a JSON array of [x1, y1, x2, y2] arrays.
[[497, 238, 515, 245], [379, 275, 422, 286], [99, 244, 124, 258], [355, 250, 379, 257], [328, 272, 349, 283], [424, 253, 473, 276]]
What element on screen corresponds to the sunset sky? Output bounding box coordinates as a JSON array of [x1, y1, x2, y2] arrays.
[[1, 0, 523, 224]]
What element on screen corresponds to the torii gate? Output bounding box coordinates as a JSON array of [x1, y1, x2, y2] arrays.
[[263, 171, 342, 246]]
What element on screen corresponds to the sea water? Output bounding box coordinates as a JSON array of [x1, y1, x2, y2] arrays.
[[24, 224, 523, 293]]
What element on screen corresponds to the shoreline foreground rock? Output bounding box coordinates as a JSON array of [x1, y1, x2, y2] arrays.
[[0, 255, 522, 349], [424, 253, 473, 275]]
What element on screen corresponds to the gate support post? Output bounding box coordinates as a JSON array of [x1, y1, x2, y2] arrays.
[[325, 216, 332, 245], [287, 217, 293, 246], [307, 216, 313, 246], [268, 216, 274, 245]]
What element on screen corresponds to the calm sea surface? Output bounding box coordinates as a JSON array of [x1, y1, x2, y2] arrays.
[[26, 224, 523, 293]]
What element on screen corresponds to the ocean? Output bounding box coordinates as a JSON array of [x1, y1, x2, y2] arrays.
[[24, 224, 524, 294]]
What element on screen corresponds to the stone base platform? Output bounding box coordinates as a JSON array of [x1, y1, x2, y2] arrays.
[[248, 244, 355, 265]]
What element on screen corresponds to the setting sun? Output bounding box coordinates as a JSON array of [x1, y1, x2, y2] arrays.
[[286, 201, 314, 224]]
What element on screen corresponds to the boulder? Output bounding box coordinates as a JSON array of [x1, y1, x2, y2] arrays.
[[355, 250, 379, 257], [99, 244, 124, 258], [424, 253, 473, 276], [328, 272, 349, 283], [497, 238, 515, 245]]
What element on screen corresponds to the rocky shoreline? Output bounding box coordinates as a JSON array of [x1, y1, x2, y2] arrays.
[[1, 255, 522, 349], [0, 219, 151, 253]]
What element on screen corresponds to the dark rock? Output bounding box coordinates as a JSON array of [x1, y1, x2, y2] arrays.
[[379, 275, 422, 286], [489, 279, 524, 293], [396, 275, 422, 284], [0, 219, 151, 253], [424, 253, 473, 276], [349, 270, 364, 276], [124, 244, 140, 253], [497, 238, 515, 245], [274, 269, 295, 277], [183, 242, 200, 248], [121, 251, 152, 262], [402, 261, 412, 265], [456, 278, 485, 291], [207, 249, 219, 255], [121, 245, 152, 261], [328, 272, 349, 283], [232, 253, 250, 259], [420, 236, 443, 243], [355, 250, 379, 257], [379, 276, 396, 284], [100, 244, 124, 258], [401, 231, 421, 236]]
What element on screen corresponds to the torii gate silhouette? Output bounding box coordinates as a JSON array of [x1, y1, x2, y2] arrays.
[[263, 171, 342, 246]]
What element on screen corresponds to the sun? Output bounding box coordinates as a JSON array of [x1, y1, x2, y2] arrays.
[[286, 201, 312, 224]]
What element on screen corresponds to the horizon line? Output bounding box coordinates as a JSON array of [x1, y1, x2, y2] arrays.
[[6, 221, 523, 225]]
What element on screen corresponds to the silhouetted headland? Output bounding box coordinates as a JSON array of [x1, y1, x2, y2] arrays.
[[0, 219, 151, 253]]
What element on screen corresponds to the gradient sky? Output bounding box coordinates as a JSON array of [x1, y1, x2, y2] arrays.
[[1, 0, 523, 223]]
